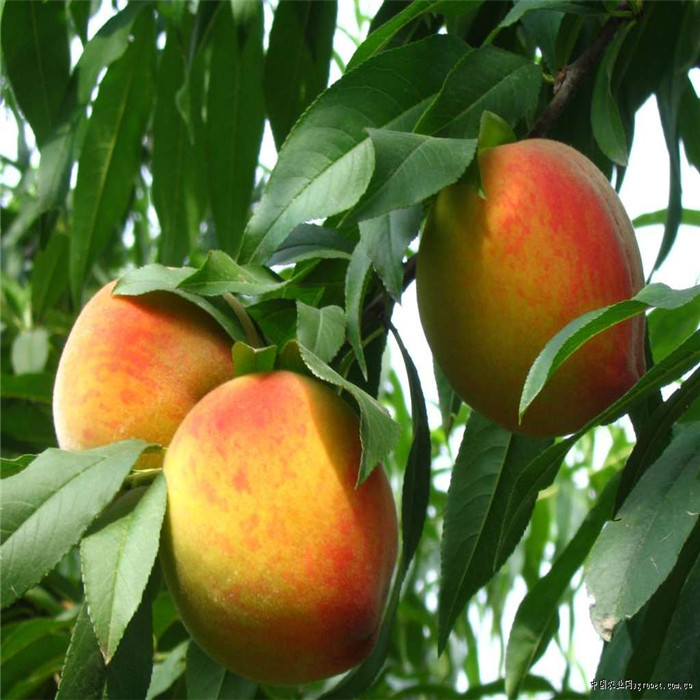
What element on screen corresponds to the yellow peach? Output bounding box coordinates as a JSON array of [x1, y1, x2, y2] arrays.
[[417, 139, 645, 436], [160, 370, 398, 685], [53, 281, 234, 467]]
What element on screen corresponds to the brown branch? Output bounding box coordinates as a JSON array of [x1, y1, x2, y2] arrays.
[[527, 16, 625, 139]]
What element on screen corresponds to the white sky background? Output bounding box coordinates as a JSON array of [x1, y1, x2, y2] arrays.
[[1, 0, 699, 695]]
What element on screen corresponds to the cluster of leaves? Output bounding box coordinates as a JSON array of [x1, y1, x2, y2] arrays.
[[1, 0, 699, 698]]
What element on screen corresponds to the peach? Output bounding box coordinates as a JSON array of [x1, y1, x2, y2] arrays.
[[416, 139, 645, 436], [159, 370, 398, 685], [53, 281, 234, 468]]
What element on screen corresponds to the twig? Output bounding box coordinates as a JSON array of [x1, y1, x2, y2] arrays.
[[223, 292, 263, 348], [527, 16, 625, 139]]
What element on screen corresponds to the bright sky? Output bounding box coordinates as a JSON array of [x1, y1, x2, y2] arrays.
[[1, 1, 698, 695]]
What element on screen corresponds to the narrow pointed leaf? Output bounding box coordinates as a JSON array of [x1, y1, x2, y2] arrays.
[[1, 0, 70, 147], [346, 130, 476, 224], [520, 284, 700, 421], [344, 245, 373, 378], [298, 345, 400, 484], [153, 29, 207, 264], [56, 605, 107, 700], [591, 24, 632, 166], [0, 440, 151, 608], [296, 302, 345, 364], [415, 45, 542, 138], [81, 474, 167, 661], [267, 224, 355, 266], [505, 473, 620, 699], [264, 0, 337, 148], [206, 0, 264, 257], [186, 642, 257, 699], [241, 35, 469, 264], [586, 426, 700, 641], [70, 10, 156, 303], [438, 413, 552, 652], [358, 207, 422, 301], [324, 327, 430, 697]]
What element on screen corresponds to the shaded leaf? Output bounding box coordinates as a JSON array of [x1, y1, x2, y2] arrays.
[[0, 373, 53, 404], [146, 640, 188, 700], [231, 342, 277, 377], [1, 0, 70, 147], [80, 474, 167, 661], [241, 35, 469, 264], [70, 10, 156, 303], [186, 641, 257, 699], [32, 233, 70, 319], [344, 245, 373, 378], [206, 0, 265, 257], [679, 76, 700, 171], [632, 208, 700, 228], [264, 0, 337, 148], [153, 28, 207, 265], [586, 425, 700, 641], [56, 605, 106, 700], [0, 440, 151, 607], [415, 45, 542, 138], [439, 413, 552, 652], [358, 207, 422, 301], [298, 345, 400, 484], [591, 24, 632, 166], [296, 302, 345, 364], [505, 473, 620, 698], [266, 224, 355, 266]]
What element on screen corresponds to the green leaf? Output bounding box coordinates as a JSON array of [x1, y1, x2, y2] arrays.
[[344, 244, 373, 379], [438, 413, 552, 652], [232, 342, 277, 377], [247, 299, 298, 347], [679, 76, 700, 172], [616, 368, 700, 510], [186, 641, 257, 699], [0, 372, 53, 403], [434, 359, 462, 437], [70, 10, 156, 303], [500, 331, 700, 575], [0, 440, 151, 608], [10, 328, 49, 375], [632, 208, 700, 228], [296, 301, 345, 364], [112, 264, 246, 342], [348, 0, 441, 70], [80, 474, 167, 661], [585, 425, 700, 641], [240, 35, 469, 264], [505, 473, 620, 699], [486, 0, 607, 44], [146, 640, 188, 700], [647, 294, 700, 363], [32, 233, 70, 320], [477, 109, 517, 151], [323, 327, 430, 698], [298, 345, 400, 484], [264, 0, 337, 149], [1, 0, 70, 147], [152, 28, 207, 265], [346, 130, 476, 224], [56, 605, 107, 700], [178, 250, 287, 296], [591, 24, 632, 166], [34, 3, 145, 220], [520, 284, 700, 422], [415, 45, 542, 138], [107, 583, 154, 700], [266, 224, 355, 266], [0, 616, 70, 698], [206, 0, 265, 258], [645, 546, 700, 695], [358, 207, 422, 301], [0, 454, 35, 479]]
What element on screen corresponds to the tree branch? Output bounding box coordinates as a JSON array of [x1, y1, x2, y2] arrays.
[[526, 16, 625, 139]]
